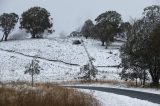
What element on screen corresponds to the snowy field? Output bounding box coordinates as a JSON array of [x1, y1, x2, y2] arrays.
[[80, 89, 160, 106], [0, 37, 123, 82]]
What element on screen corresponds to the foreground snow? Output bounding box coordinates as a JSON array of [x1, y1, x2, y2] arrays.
[[80, 89, 160, 106], [0, 37, 122, 82]]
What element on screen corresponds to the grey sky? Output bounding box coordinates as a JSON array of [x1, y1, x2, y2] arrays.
[[0, 0, 159, 34]]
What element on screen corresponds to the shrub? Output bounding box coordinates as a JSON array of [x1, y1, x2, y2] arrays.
[[72, 40, 81, 45]]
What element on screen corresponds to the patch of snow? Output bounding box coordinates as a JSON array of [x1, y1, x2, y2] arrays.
[[80, 89, 160, 106]]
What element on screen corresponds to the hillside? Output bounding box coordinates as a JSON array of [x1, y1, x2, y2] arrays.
[[0, 37, 123, 83]]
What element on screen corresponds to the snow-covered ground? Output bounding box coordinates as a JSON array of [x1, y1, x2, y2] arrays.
[[0, 25, 159, 106], [0, 37, 121, 66], [80, 89, 160, 106], [0, 37, 123, 82]]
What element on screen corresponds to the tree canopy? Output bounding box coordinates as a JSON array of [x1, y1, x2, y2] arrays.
[[0, 13, 19, 41], [95, 11, 122, 47], [20, 7, 53, 38]]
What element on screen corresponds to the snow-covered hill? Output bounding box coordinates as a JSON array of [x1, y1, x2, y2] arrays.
[[0, 37, 123, 83]]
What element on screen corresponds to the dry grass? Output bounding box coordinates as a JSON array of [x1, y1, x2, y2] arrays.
[[143, 84, 160, 89], [62, 79, 144, 88], [0, 84, 100, 106], [82, 80, 121, 85], [62, 79, 121, 85]]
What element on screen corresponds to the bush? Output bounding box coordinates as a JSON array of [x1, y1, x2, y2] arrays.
[[72, 40, 81, 45], [0, 85, 99, 106], [79, 62, 98, 81], [70, 31, 82, 37]]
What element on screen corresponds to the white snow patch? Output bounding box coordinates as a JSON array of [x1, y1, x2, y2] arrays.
[[79, 89, 160, 106]]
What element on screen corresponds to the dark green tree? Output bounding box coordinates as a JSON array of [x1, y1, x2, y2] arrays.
[[120, 26, 148, 85], [119, 22, 131, 39], [143, 5, 160, 24], [81, 19, 94, 39], [0, 13, 19, 41], [96, 21, 117, 47], [151, 25, 160, 53], [121, 17, 160, 86], [95, 11, 122, 48], [20, 7, 53, 38]]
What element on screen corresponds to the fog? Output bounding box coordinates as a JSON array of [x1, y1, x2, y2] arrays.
[[0, 0, 159, 34]]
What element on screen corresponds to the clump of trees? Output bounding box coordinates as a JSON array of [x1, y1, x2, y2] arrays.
[[0, 6, 54, 41], [20, 7, 53, 38], [0, 13, 19, 41], [120, 5, 160, 86], [78, 11, 123, 48]]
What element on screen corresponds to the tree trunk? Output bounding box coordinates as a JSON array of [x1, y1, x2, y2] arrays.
[[142, 70, 146, 86], [151, 77, 159, 86], [101, 41, 105, 46], [1, 34, 5, 41], [140, 79, 142, 85], [31, 74, 34, 87], [32, 35, 36, 38], [4, 34, 8, 41], [106, 39, 110, 49], [32, 32, 36, 38], [136, 78, 138, 86], [106, 42, 109, 49], [143, 77, 146, 86], [148, 66, 159, 86], [85, 36, 88, 39]]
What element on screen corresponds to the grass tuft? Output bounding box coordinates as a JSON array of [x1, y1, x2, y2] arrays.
[[0, 84, 100, 106]]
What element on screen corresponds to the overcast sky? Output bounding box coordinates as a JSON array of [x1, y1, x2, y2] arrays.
[[0, 0, 159, 35]]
